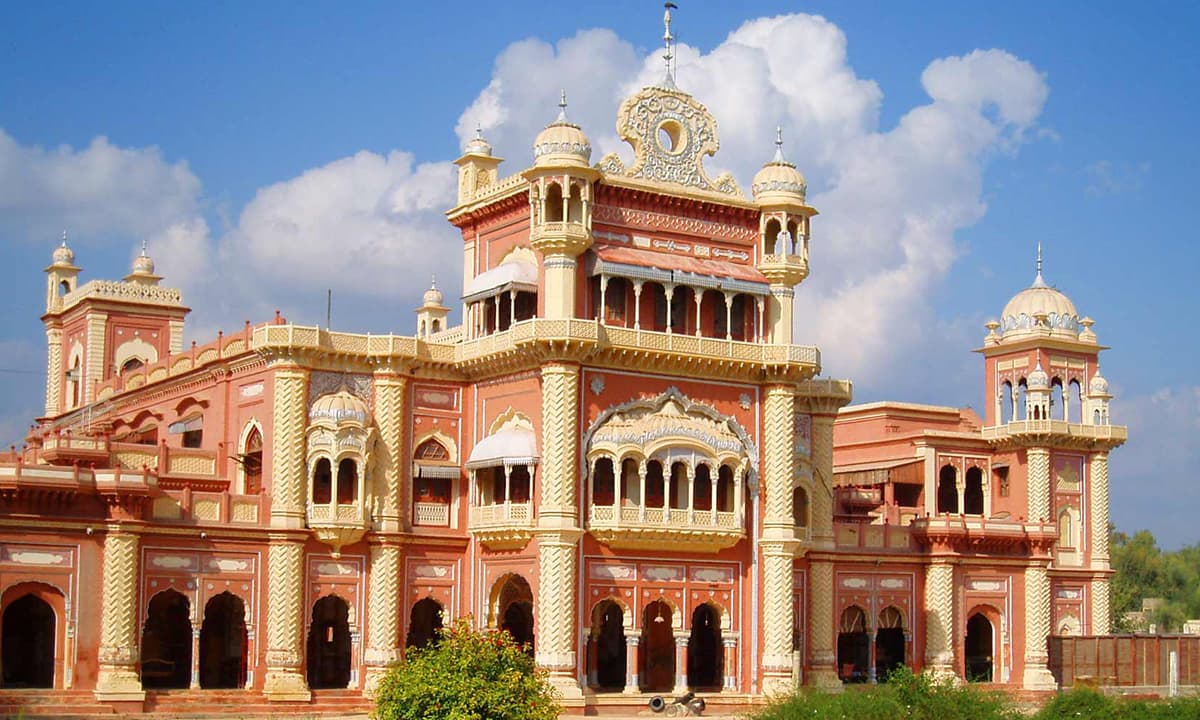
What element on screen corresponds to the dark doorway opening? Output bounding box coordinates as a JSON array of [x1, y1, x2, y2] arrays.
[[307, 595, 351, 689], [141, 590, 192, 689], [836, 606, 869, 683], [591, 600, 626, 692], [687, 603, 722, 690], [640, 600, 675, 693], [965, 613, 993, 682], [2, 594, 55, 688], [406, 598, 444, 650], [875, 606, 906, 682], [199, 592, 247, 689], [496, 575, 534, 654]]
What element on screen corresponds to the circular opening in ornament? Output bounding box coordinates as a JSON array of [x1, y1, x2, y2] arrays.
[[657, 119, 687, 155]]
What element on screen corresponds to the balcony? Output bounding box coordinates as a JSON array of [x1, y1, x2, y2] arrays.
[[469, 501, 534, 550], [981, 420, 1128, 448], [586, 503, 745, 552], [529, 220, 591, 255], [414, 501, 450, 527], [307, 501, 370, 556]]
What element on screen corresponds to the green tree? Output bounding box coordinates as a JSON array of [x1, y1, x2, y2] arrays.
[[1109, 526, 1200, 633], [373, 617, 560, 720]]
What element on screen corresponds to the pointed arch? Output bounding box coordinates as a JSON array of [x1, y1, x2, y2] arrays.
[[141, 589, 192, 689], [199, 591, 247, 689], [1, 583, 63, 689], [307, 594, 351, 689], [687, 602, 723, 690], [587, 597, 628, 691], [238, 419, 264, 495]]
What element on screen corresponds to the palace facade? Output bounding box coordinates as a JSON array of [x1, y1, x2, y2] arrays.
[[0, 62, 1124, 715]]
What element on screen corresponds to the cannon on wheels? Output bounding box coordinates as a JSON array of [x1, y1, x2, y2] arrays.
[[649, 691, 706, 716]]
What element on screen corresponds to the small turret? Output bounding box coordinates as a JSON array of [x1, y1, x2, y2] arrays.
[[416, 277, 449, 339]]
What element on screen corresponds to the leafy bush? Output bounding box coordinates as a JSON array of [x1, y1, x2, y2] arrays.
[[749, 667, 1020, 720], [372, 617, 560, 720], [1034, 688, 1200, 720]]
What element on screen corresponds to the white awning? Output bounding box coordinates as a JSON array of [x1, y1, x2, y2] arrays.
[[414, 464, 461, 479], [462, 260, 538, 303], [465, 428, 539, 469], [168, 415, 203, 434]]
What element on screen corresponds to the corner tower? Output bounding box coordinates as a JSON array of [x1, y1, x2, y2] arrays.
[[978, 246, 1126, 689]]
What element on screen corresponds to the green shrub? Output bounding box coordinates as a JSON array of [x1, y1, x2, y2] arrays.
[[372, 617, 560, 720], [1035, 689, 1200, 720]]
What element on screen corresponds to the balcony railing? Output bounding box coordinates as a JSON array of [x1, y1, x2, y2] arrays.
[[307, 500, 370, 556], [414, 501, 450, 527], [468, 501, 534, 550], [981, 420, 1128, 443], [586, 503, 744, 552]]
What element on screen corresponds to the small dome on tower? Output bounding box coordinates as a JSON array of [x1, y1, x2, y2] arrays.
[[131, 248, 155, 276], [309, 389, 370, 426], [752, 128, 807, 204], [533, 91, 591, 169], [999, 246, 1080, 341], [52, 234, 75, 267], [1027, 360, 1049, 390], [1089, 367, 1110, 396], [464, 126, 493, 157], [422, 277, 444, 307]]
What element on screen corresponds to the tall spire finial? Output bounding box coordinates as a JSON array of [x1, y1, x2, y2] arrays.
[[1032, 242, 1046, 287], [430, 274, 437, 290], [556, 89, 568, 122], [774, 126, 786, 163], [61, 229, 68, 247], [474, 124, 483, 140], [662, 2, 678, 87], [140, 238, 148, 257]]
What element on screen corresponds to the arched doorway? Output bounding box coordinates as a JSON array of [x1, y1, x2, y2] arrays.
[[2, 594, 55, 688], [307, 595, 351, 689], [687, 603, 722, 691], [199, 592, 247, 689], [494, 575, 534, 653], [836, 605, 869, 683], [406, 598, 444, 650], [965, 613, 993, 682], [875, 606, 906, 682], [640, 600, 675, 693], [590, 600, 626, 692], [141, 589, 192, 689]]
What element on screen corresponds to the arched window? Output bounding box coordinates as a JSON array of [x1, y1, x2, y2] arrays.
[[693, 463, 712, 511], [963, 466, 984, 515], [120, 357, 145, 375], [937, 465, 958, 514], [313, 458, 332, 504], [1000, 381, 1014, 424], [621, 459, 641, 505], [593, 457, 615, 506], [336, 458, 357, 504], [68, 357, 81, 408], [793, 486, 809, 527], [1017, 379, 1028, 421], [645, 461, 665, 508], [243, 426, 263, 495], [1069, 380, 1083, 423], [416, 438, 449, 461], [406, 598, 444, 650], [716, 465, 735, 512], [669, 462, 687, 509], [544, 183, 564, 222], [764, 218, 782, 255], [1052, 378, 1065, 421], [567, 183, 584, 223]]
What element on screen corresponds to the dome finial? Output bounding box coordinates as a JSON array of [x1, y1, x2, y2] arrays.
[[556, 89, 568, 123], [774, 126, 786, 163], [61, 229, 69, 248], [1032, 242, 1047, 287], [140, 238, 148, 257], [430, 273, 437, 290]]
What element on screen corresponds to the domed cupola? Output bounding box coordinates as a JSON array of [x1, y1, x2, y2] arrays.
[[124, 241, 162, 286], [1089, 366, 1110, 396], [1027, 360, 1049, 390], [52, 235, 75, 267], [305, 388, 377, 556], [998, 246, 1080, 342], [532, 91, 592, 169], [464, 125, 493, 157], [416, 276, 449, 339], [752, 128, 807, 206]]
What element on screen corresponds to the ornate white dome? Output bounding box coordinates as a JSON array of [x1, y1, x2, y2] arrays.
[[752, 129, 807, 204], [422, 278, 444, 307], [52, 238, 74, 266], [533, 92, 591, 169], [464, 126, 493, 157], [1027, 361, 1049, 390], [1089, 367, 1110, 396], [999, 250, 1080, 341], [131, 250, 155, 276], [309, 389, 370, 426]]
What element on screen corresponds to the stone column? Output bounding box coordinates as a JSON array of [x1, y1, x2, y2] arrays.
[[269, 364, 309, 529], [673, 633, 688, 694], [809, 413, 837, 547], [263, 539, 310, 701], [363, 543, 402, 697], [723, 638, 738, 690], [1090, 451, 1112, 634], [372, 371, 407, 533], [761, 385, 800, 693], [535, 363, 584, 698], [95, 528, 144, 702], [624, 635, 639, 693], [923, 561, 956, 681], [84, 312, 106, 404], [44, 326, 62, 417], [1022, 562, 1056, 689], [807, 560, 840, 689], [1026, 447, 1051, 523]]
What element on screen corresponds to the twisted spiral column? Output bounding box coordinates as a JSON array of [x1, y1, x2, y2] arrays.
[[1090, 452, 1110, 568], [761, 542, 797, 693], [263, 540, 310, 701], [1091, 579, 1112, 635], [270, 365, 309, 528], [363, 543, 402, 696], [807, 561, 840, 689], [809, 414, 836, 544], [1022, 563, 1056, 689], [761, 385, 799, 692], [373, 373, 407, 532], [923, 562, 957, 680], [1026, 447, 1051, 523], [95, 529, 143, 701], [763, 385, 796, 528], [44, 327, 62, 416], [536, 363, 583, 697]]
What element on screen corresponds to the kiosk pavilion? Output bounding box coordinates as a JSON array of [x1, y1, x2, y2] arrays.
[[0, 52, 1124, 716]]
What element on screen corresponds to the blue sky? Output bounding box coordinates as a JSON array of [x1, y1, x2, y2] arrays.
[[2, 1, 1197, 547]]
